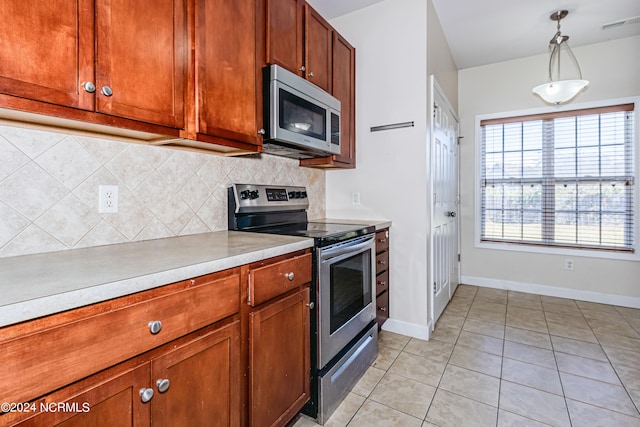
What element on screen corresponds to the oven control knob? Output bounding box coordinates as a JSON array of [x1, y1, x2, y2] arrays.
[[249, 190, 260, 199], [301, 191, 307, 198], [240, 190, 251, 200], [295, 191, 302, 198], [288, 191, 295, 199]]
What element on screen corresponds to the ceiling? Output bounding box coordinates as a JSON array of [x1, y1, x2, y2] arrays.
[[306, 0, 640, 69]]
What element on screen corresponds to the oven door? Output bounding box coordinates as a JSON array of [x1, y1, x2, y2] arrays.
[[318, 234, 376, 369]]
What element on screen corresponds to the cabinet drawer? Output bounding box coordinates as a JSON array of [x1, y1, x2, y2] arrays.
[[0, 272, 240, 404], [376, 269, 389, 295], [249, 253, 312, 307], [376, 250, 389, 274], [375, 229, 389, 253], [376, 290, 389, 328]]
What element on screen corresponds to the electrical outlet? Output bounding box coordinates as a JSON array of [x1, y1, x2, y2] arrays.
[[352, 192, 361, 205], [98, 185, 118, 213], [564, 258, 574, 271]]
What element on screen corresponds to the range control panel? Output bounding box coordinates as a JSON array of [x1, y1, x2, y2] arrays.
[[231, 184, 309, 213]]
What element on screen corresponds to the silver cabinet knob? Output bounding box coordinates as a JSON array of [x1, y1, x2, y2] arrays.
[[446, 211, 457, 218], [148, 320, 163, 334], [378, 306, 387, 312], [308, 71, 314, 77], [156, 378, 170, 393], [139, 388, 154, 403], [101, 86, 113, 97], [299, 66, 306, 72], [82, 82, 96, 93], [258, 128, 265, 135], [307, 302, 315, 309], [378, 238, 387, 244], [286, 272, 295, 281], [378, 260, 386, 266], [377, 281, 387, 286]]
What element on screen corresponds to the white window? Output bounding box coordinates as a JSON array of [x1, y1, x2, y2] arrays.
[[480, 103, 635, 253]]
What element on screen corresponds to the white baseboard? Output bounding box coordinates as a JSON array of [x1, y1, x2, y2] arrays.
[[461, 275, 640, 309], [381, 318, 431, 340]]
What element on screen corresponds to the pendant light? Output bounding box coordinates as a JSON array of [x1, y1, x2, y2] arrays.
[[532, 10, 589, 104]]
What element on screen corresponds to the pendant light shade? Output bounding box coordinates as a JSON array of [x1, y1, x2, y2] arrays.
[[532, 79, 589, 104], [533, 10, 589, 105]]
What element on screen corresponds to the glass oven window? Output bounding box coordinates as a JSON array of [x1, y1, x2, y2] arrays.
[[329, 251, 372, 334], [279, 88, 326, 140]]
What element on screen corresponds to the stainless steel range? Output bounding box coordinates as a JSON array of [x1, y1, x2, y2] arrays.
[[228, 184, 378, 424]]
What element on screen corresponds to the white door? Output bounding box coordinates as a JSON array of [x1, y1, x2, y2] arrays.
[[429, 76, 459, 327]]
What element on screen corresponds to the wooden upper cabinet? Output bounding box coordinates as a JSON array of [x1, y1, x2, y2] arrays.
[[95, 0, 186, 128], [0, 0, 95, 111], [300, 31, 356, 169], [265, 0, 305, 76], [304, 5, 332, 92], [193, 0, 262, 147], [330, 32, 355, 166]]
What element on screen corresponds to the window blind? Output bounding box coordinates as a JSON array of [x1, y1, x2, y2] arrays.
[[480, 104, 635, 252]]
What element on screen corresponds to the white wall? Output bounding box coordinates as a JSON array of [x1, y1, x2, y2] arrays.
[[325, 0, 458, 338], [459, 35, 640, 306]]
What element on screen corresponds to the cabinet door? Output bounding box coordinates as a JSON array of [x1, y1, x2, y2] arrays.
[[265, 0, 304, 75], [0, 0, 94, 110], [95, 0, 186, 128], [14, 365, 150, 427], [150, 321, 241, 427], [195, 0, 262, 146], [249, 287, 310, 427], [305, 5, 332, 92], [331, 32, 356, 166]]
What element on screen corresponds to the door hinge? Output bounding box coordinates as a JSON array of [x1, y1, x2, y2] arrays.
[[458, 253, 461, 262], [433, 282, 437, 292], [458, 136, 464, 144]]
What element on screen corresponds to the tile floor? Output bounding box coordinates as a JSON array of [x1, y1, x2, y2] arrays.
[[292, 285, 640, 427]]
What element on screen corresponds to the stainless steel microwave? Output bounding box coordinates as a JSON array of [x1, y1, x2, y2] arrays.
[[262, 64, 341, 159]]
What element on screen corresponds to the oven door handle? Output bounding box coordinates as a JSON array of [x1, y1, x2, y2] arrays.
[[319, 235, 375, 262]]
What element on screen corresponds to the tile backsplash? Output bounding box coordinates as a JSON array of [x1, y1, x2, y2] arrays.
[[0, 124, 325, 259]]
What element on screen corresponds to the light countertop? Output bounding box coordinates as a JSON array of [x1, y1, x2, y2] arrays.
[[0, 231, 313, 328]]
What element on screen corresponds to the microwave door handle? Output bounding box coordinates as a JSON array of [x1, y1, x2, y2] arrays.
[[320, 237, 374, 261]]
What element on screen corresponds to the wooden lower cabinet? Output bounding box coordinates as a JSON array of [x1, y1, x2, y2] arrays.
[[249, 287, 310, 427], [1, 250, 313, 427], [375, 228, 390, 329], [150, 321, 241, 427], [8, 321, 240, 427]]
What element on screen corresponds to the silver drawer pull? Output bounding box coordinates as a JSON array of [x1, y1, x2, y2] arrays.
[[101, 85, 113, 97], [139, 388, 154, 403], [377, 281, 387, 286], [156, 378, 170, 393], [378, 306, 387, 312], [286, 272, 295, 281], [378, 260, 386, 266], [378, 238, 387, 243], [307, 302, 315, 309], [148, 320, 163, 335]]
